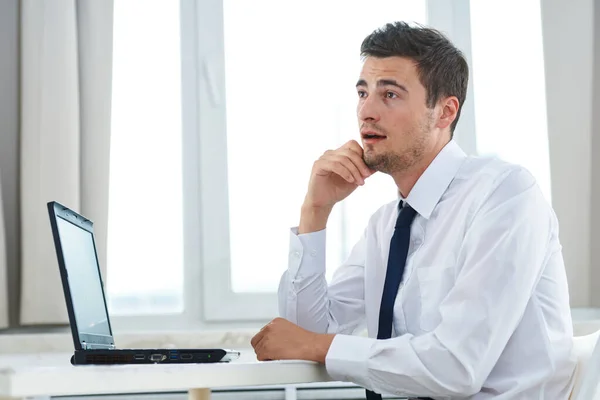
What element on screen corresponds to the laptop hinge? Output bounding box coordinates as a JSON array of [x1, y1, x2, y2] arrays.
[[82, 342, 116, 350]]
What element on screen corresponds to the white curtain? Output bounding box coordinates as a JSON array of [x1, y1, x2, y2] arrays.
[[20, 0, 114, 324], [0, 173, 8, 329]]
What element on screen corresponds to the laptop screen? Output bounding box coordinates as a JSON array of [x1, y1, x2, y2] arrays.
[[56, 216, 111, 337]]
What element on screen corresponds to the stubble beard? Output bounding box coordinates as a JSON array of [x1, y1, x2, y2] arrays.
[[363, 144, 424, 175], [362, 114, 432, 175]]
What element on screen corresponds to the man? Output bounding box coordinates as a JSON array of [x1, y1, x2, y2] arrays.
[[250, 22, 576, 399]]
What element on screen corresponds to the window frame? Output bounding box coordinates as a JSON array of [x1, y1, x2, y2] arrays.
[[190, 0, 280, 322], [109, 0, 206, 331], [426, 0, 477, 156]]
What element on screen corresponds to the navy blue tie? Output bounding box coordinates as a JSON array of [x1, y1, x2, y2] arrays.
[[366, 201, 418, 400]]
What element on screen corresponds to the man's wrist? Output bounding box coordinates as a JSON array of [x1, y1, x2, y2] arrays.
[[313, 333, 336, 364]]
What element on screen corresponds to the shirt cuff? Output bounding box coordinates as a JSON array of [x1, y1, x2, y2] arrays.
[[288, 227, 326, 278], [325, 334, 376, 388]]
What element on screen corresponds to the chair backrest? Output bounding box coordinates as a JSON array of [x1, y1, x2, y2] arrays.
[[571, 330, 600, 400]]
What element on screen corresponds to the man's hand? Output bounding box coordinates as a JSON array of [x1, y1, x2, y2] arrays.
[[299, 140, 375, 233], [250, 317, 336, 363]]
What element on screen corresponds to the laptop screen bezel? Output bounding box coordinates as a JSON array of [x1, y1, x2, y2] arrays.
[[47, 201, 115, 351]]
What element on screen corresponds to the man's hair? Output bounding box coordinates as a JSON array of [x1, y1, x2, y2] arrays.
[[360, 21, 469, 136]]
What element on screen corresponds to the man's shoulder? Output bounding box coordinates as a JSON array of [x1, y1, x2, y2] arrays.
[[458, 155, 539, 199], [366, 156, 547, 229], [460, 154, 532, 183], [458, 155, 554, 222]]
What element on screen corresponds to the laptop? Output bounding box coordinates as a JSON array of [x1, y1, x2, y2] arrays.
[[47, 201, 241, 365]]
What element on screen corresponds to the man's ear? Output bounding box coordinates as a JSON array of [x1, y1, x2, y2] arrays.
[[436, 96, 459, 130]]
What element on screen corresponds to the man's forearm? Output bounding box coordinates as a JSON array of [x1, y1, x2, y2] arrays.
[[299, 205, 333, 234]]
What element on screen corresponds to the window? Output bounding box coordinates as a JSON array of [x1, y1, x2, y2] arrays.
[[224, 0, 426, 293], [105, 0, 485, 326], [469, 0, 552, 202], [198, 0, 427, 320], [107, 0, 184, 316]]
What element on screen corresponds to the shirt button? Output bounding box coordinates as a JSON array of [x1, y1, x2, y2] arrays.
[[294, 251, 301, 258]]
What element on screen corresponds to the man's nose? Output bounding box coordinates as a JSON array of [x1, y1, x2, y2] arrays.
[[357, 95, 381, 123]]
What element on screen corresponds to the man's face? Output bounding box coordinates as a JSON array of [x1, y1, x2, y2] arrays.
[[356, 56, 438, 175]]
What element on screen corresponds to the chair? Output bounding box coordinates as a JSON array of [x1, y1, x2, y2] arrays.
[[570, 329, 600, 400]]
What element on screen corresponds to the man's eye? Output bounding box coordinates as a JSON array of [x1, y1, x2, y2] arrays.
[[357, 91, 367, 98], [386, 91, 398, 99]]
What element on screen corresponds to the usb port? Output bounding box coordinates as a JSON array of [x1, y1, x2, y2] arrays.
[[134, 354, 145, 360], [150, 354, 166, 362]]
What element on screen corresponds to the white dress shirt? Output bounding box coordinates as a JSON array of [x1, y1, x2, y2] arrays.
[[279, 140, 576, 399]]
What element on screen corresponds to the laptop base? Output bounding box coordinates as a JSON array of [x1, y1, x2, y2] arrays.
[[72, 348, 229, 365]]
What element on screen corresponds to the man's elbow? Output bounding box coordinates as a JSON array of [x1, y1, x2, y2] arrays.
[[406, 352, 484, 398], [422, 336, 488, 396], [436, 365, 484, 397], [447, 375, 482, 397], [381, 371, 482, 399]]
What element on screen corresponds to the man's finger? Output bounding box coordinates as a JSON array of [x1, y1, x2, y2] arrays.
[[318, 159, 355, 183], [338, 148, 372, 178], [251, 325, 268, 348], [324, 154, 364, 184], [250, 331, 262, 348], [255, 329, 269, 351], [254, 336, 270, 361], [341, 141, 374, 177], [343, 140, 364, 155]]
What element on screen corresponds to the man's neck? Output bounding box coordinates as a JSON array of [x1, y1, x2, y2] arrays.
[[391, 138, 450, 198]]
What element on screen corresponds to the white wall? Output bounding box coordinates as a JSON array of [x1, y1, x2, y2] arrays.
[[0, 0, 20, 327], [541, 0, 595, 307], [591, 0, 600, 306]]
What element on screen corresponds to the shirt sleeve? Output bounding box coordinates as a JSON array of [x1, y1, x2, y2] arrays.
[[325, 167, 558, 397], [278, 226, 367, 335]]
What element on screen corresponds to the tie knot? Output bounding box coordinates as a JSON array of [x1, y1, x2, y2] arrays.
[[396, 204, 417, 228]]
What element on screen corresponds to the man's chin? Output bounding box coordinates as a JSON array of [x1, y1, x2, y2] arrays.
[[363, 152, 382, 170], [363, 159, 383, 173], [364, 155, 397, 175]]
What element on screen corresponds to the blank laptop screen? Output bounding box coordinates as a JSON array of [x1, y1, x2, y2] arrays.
[[56, 217, 111, 337]]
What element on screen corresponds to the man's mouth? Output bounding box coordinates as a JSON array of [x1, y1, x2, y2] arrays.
[[363, 134, 385, 139], [362, 131, 387, 143]]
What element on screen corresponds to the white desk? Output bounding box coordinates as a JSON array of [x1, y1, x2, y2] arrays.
[[0, 351, 332, 399]]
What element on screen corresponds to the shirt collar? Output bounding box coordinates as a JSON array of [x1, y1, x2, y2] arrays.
[[401, 140, 467, 219]]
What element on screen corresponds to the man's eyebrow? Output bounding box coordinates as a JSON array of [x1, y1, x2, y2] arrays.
[[378, 79, 409, 93], [355, 79, 409, 93]]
